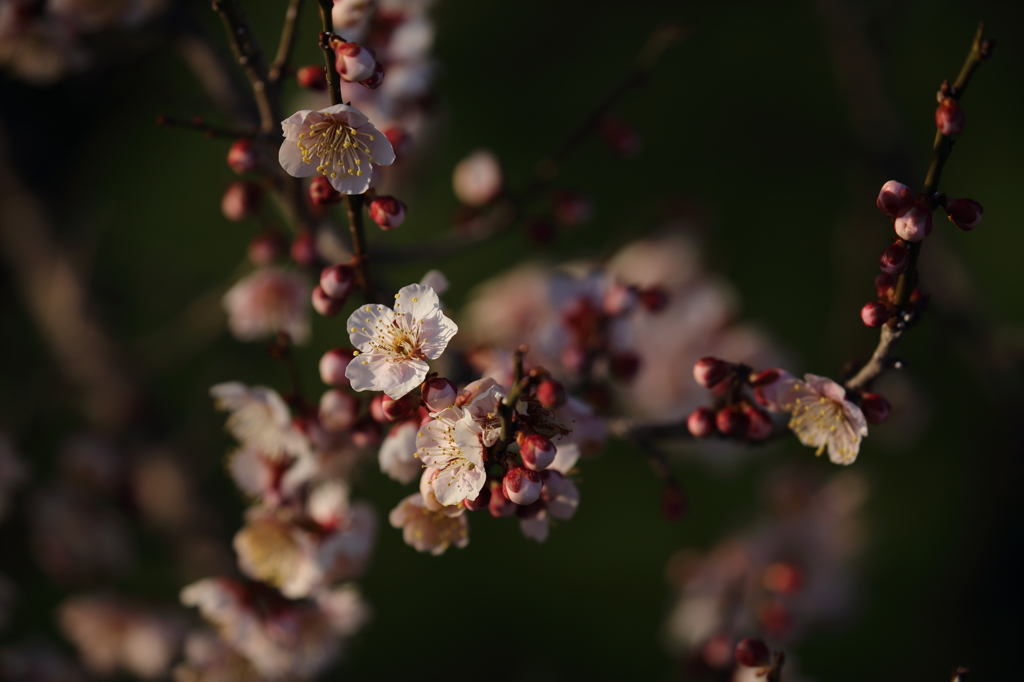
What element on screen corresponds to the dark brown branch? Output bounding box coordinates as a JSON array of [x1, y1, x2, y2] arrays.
[[345, 194, 375, 301], [269, 0, 306, 82], [211, 0, 280, 132], [315, 0, 344, 105], [156, 114, 256, 139]]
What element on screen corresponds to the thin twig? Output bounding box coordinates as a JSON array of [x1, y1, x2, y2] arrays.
[[315, 0, 344, 105], [345, 194, 375, 301], [269, 0, 306, 83], [155, 114, 257, 139], [211, 0, 279, 132]]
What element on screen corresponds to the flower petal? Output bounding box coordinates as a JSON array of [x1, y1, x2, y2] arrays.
[[279, 139, 319, 178], [346, 304, 397, 353], [362, 121, 396, 166]]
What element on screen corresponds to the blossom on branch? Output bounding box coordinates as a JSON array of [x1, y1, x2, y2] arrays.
[[762, 374, 868, 465], [211, 383, 311, 461], [279, 104, 395, 195], [416, 408, 486, 507], [222, 267, 310, 344]]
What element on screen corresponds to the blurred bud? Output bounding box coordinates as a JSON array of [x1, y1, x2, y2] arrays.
[[559, 344, 588, 374], [290, 229, 318, 267], [743, 404, 773, 440], [463, 485, 491, 512], [368, 196, 407, 230], [935, 97, 965, 136], [333, 41, 376, 82], [221, 181, 262, 221], [860, 301, 890, 328], [552, 190, 593, 227], [310, 175, 342, 206], [879, 240, 909, 275], [536, 379, 567, 409], [422, 377, 457, 412], [860, 392, 891, 424], [371, 394, 417, 422], [599, 116, 642, 157], [319, 389, 359, 431], [227, 138, 258, 174], [734, 637, 771, 669], [609, 351, 642, 383], [488, 482, 517, 518], [894, 200, 932, 242], [749, 368, 780, 387], [637, 286, 669, 312], [876, 180, 914, 218], [248, 229, 287, 265], [296, 64, 328, 91], [686, 407, 716, 438], [693, 357, 730, 388], [875, 273, 896, 300], [763, 561, 803, 595], [715, 405, 748, 437], [758, 602, 791, 636], [519, 434, 556, 471], [320, 348, 353, 387], [320, 264, 355, 300], [602, 282, 638, 316], [383, 127, 411, 160], [350, 415, 383, 449], [452, 149, 502, 206], [360, 62, 384, 89], [503, 466, 542, 505], [312, 285, 344, 316], [946, 198, 983, 231]]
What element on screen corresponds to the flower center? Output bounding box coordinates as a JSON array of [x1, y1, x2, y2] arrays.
[[297, 119, 377, 180], [789, 395, 846, 455]]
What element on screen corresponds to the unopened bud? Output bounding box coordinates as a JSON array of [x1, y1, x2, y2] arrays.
[[312, 285, 344, 316], [320, 264, 354, 300], [860, 301, 890, 328], [716, 405, 749, 437], [552, 190, 593, 227], [290, 230, 317, 267], [743, 404, 773, 440], [519, 434, 556, 471], [946, 197, 983, 231], [609, 351, 641, 383], [935, 97, 965, 136], [879, 240, 909, 275], [599, 116, 642, 157], [860, 392, 891, 424], [319, 389, 359, 431], [763, 561, 803, 595], [310, 175, 342, 206], [227, 138, 258, 174], [488, 482, 517, 518], [876, 180, 914, 218], [350, 415, 383, 449], [296, 64, 328, 91], [503, 466, 542, 505], [334, 41, 376, 82], [637, 286, 669, 312], [452, 149, 502, 207], [422, 377, 457, 412], [686, 407, 716, 438], [734, 637, 771, 669], [893, 200, 932, 242], [693, 357, 730, 388], [463, 485, 491, 512], [535, 379, 566, 409], [319, 348, 352, 387], [221, 181, 262, 221], [382, 127, 410, 160], [875, 273, 896, 300], [360, 62, 384, 89], [749, 368, 780, 387], [371, 394, 416, 422], [368, 196, 407, 230], [248, 229, 287, 265]]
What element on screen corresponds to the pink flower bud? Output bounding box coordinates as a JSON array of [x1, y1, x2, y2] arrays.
[[637, 286, 669, 312], [893, 201, 932, 242], [599, 116, 642, 157], [334, 41, 376, 82], [876, 180, 914, 218], [350, 415, 383, 449], [226, 138, 258, 174], [463, 485, 491, 512], [319, 348, 352, 387], [860, 301, 890, 328], [452, 149, 502, 207], [750, 368, 780, 387], [422, 377, 457, 412], [296, 65, 327, 91], [552, 190, 593, 227], [743, 404, 773, 440], [371, 394, 416, 422], [686, 407, 716, 438], [382, 127, 410, 160], [488, 482, 517, 518], [248, 229, 287, 265], [875, 273, 896, 301], [319, 389, 359, 431], [290, 230, 318, 267], [535, 379, 566, 409], [715, 406, 748, 437], [609, 351, 641, 383], [693, 357, 729, 388], [503, 466, 542, 505], [368, 196, 407, 230], [360, 62, 384, 89], [312, 285, 343, 316], [221, 181, 262, 221], [319, 264, 354, 300], [879, 240, 909, 275], [519, 434, 556, 471], [763, 561, 804, 595], [734, 637, 771, 669], [310, 175, 342, 206], [946, 198, 983, 231], [860, 392, 891, 424], [935, 97, 965, 136]]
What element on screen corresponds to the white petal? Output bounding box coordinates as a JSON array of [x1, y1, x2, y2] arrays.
[[329, 169, 372, 195], [393, 283, 440, 320], [323, 103, 368, 128], [281, 109, 312, 138], [279, 139, 319, 178], [362, 121, 395, 166], [345, 304, 397, 353], [520, 516, 549, 543]]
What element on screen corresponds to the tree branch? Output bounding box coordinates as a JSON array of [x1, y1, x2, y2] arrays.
[[269, 0, 306, 83]]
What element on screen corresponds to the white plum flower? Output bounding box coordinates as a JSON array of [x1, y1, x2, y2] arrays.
[[222, 267, 310, 344], [279, 103, 395, 195], [389, 493, 469, 555], [345, 283, 457, 399], [768, 374, 868, 465], [210, 382, 311, 460], [416, 408, 486, 507]]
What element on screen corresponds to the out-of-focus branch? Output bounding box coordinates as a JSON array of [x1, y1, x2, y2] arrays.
[[155, 114, 255, 139], [269, 0, 306, 82], [211, 0, 280, 132]]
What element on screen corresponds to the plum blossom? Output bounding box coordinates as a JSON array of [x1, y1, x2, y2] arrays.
[[222, 267, 310, 344], [211, 383, 311, 460], [416, 408, 487, 507], [519, 470, 580, 543], [763, 374, 868, 465], [345, 283, 457, 399], [389, 493, 469, 555], [378, 419, 421, 484], [279, 104, 395, 195]]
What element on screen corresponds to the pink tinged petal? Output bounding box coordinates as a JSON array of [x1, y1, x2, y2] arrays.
[[345, 304, 397, 353], [804, 374, 848, 404], [520, 516, 549, 543], [546, 475, 579, 520], [362, 122, 396, 166], [393, 283, 441, 320], [418, 315, 458, 361], [550, 442, 580, 474], [281, 109, 313, 138], [329, 169, 372, 195], [279, 139, 320, 177], [826, 420, 864, 466], [322, 103, 368, 128]]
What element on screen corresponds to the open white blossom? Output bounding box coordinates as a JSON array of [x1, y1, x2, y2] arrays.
[[768, 374, 868, 465], [210, 383, 311, 460], [345, 283, 457, 399], [416, 408, 486, 507], [279, 103, 395, 195]]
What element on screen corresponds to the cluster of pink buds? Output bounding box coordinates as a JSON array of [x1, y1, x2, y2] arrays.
[[312, 264, 355, 316], [686, 358, 774, 441], [329, 36, 384, 88], [368, 195, 407, 230], [877, 180, 932, 243]]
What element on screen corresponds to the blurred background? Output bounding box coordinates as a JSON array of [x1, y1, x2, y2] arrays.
[[2, 0, 1024, 679]]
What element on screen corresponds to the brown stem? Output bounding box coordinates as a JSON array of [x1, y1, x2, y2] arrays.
[[269, 0, 306, 83], [497, 347, 529, 447], [845, 23, 991, 393], [766, 651, 786, 682], [211, 0, 279, 132], [345, 194, 375, 300], [155, 114, 256, 139], [316, 0, 344, 105]]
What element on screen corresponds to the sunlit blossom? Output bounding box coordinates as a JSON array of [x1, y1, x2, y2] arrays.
[[389, 493, 468, 555], [416, 408, 486, 507], [210, 383, 311, 461], [766, 374, 868, 465]]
